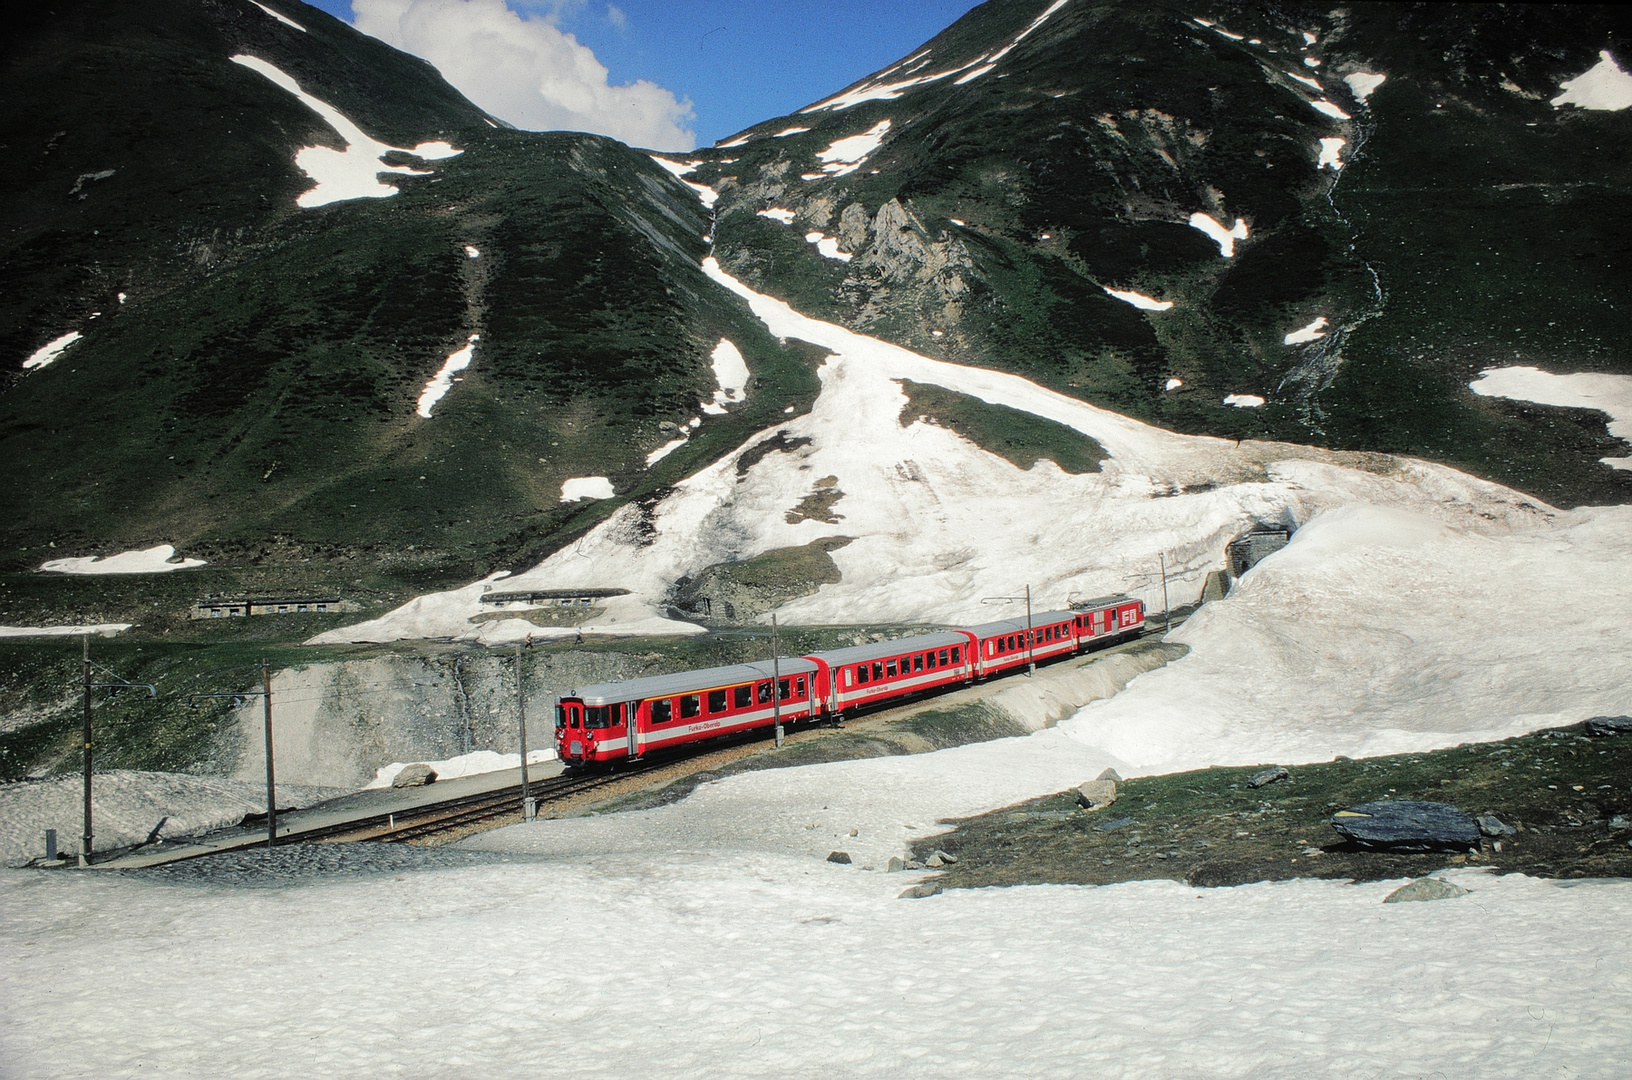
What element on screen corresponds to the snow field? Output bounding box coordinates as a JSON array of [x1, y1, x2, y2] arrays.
[[1553, 51, 1632, 111], [3, 857, 1628, 1078], [1470, 365, 1632, 470], [1317, 137, 1345, 169], [1345, 71, 1387, 101], [1283, 316, 1329, 345], [756, 207, 796, 224], [804, 230, 853, 261], [1222, 393, 1265, 407], [38, 544, 206, 574], [230, 56, 462, 209], [1309, 98, 1350, 119]]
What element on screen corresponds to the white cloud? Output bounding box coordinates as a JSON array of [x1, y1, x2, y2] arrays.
[[351, 0, 695, 151]]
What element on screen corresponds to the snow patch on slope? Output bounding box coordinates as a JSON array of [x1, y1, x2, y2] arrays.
[[1188, 212, 1249, 256], [248, 0, 306, 31], [1471, 366, 1632, 470], [364, 749, 556, 790], [804, 231, 853, 261], [40, 545, 206, 574], [232, 55, 461, 208], [1284, 317, 1329, 345], [1552, 51, 1632, 111], [0, 624, 130, 639], [1103, 286, 1172, 311], [415, 335, 478, 418], [815, 120, 891, 177], [1345, 71, 1387, 101], [23, 331, 80, 371], [561, 477, 615, 502]]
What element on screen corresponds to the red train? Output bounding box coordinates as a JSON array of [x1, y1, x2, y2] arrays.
[[554, 595, 1145, 767]]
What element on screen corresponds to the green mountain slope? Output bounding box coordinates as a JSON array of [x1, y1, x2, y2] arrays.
[[1, 0, 818, 591], [699, 0, 1632, 507]]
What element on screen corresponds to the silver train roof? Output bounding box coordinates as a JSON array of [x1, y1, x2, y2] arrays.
[[807, 630, 970, 667], [562, 657, 819, 705], [961, 608, 1085, 639]]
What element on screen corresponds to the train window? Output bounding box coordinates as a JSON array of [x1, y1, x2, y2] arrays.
[[855, 665, 868, 685], [586, 706, 609, 729], [914, 654, 924, 672], [886, 660, 898, 678], [985, 641, 993, 658], [734, 685, 752, 709], [680, 694, 701, 719], [844, 668, 854, 687], [554, 705, 566, 730], [778, 678, 791, 700], [951, 647, 960, 662], [652, 699, 672, 724], [939, 649, 950, 665], [796, 676, 806, 697], [872, 662, 884, 681], [757, 681, 774, 703], [708, 689, 728, 713]]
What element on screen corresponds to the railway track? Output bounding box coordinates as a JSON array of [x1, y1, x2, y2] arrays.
[[300, 765, 654, 846]]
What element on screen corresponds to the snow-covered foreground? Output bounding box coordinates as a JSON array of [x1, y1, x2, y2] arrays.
[[362, 748, 555, 789], [3, 855, 1629, 1078]]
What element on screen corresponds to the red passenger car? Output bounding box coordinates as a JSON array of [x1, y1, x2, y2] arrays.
[[556, 658, 819, 766], [807, 631, 973, 720]]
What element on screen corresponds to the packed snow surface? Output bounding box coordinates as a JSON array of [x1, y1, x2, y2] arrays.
[[22, 331, 80, 371], [0, 624, 129, 639], [1310, 98, 1350, 119], [1552, 51, 1632, 111], [1318, 137, 1345, 169], [1284, 316, 1330, 345], [1470, 365, 1632, 470], [363, 749, 556, 790], [1102, 286, 1173, 311], [815, 120, 891, 177], [644, 437, 688, 467], [1188, 212, 1250, 256], [757, 207, 796, 224], [0, 771, 341, 867], [248, 0, 305, 31], [1346, 71, 1387, 101], [560, 476, 615, 502], [7, 859, 1629, 1077], [1222, 393, 1265, 408], [231, 56, 461, 208], [38, 544, 205, 574], [804, 231, 853, 261], [414, 334, 478, 418], [1286, 70, 1323, 91]]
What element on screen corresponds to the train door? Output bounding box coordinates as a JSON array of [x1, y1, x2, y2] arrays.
[[560, 701, 584, 760], [626, 701, 642, 759]]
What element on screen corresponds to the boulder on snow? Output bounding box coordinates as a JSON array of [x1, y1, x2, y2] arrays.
[[391, 764, 438, 788], [1330, 801, 1481, 852], [826, 850, 852, 864], [1077, 779, 1118, 811], [1584, 715, 1632, 737], [887, 856, 906, 872], [1247, 766, 1290, 789], [1476, 814, 1515, 837], [898, 883, 942, 899], [1096, 767, 1123, 782], [1383, 877, 1469, 903]]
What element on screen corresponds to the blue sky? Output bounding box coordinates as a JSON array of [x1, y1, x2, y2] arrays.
[[302, 0, 984, 147]]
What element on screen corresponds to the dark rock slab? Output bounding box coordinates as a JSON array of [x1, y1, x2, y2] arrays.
[[1330, 801, 1481, 852], [1247, 766, 1290, 789], [391, 764, 437, 788], [1476, 814, 1515, 837], [1093, 816, 1135, 833], [1585, 715, 1632, 737], [826, 850, 851, 864]]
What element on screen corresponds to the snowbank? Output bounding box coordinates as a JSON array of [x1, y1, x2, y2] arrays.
[[1188, 211, 1249, 256], [39, 543, 205, 574], [560, 476, 615, 502], [0, 624, 129, 638], [415, 334, 479, 418], [0, 771, 342, 867], [1553, 51, 1632, 111], [22, 331, 80, 372]]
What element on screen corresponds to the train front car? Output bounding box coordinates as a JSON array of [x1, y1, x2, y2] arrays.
[[1070, 594, 1145, 646], [809, 631, 975, 720], [554, 658, 821, 768], [966, 610, 1082, 678]]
